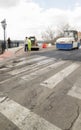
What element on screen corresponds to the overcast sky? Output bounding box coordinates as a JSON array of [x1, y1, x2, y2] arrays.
[[0, 0, 81, 40]]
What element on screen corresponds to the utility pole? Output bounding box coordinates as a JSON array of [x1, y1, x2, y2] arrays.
[[1, 19, 7, 52]]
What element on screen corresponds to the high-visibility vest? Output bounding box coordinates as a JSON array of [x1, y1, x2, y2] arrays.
[[28, 39, 31, 51]]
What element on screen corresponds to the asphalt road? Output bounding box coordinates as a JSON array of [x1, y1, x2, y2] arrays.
[[0, 47, 81, 130]]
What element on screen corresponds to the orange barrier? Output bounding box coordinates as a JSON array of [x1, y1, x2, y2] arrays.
[[42, 43, 47, 48]]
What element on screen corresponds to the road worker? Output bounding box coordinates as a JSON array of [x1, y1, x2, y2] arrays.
[[28, 38, 31, 51], [24, 37, 28, 52]]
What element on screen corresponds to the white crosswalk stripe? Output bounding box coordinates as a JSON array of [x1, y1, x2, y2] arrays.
[[0, 97, 61, 130], [8, 58, 56, 75], [0, 56, 56, 84], [41, 63, 80, 89], [15, 56, 48, 67], [68, 78, 81, 100], [21, 60, 66, 81]]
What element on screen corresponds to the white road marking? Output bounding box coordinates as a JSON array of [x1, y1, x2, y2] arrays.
[[72, 114, 81, 130], [0, 97, 61, 130], [68, 78, 81, 100], [8, 58, 55, 75], [41, 63, 80, 89], [0, 59, 55, 84], [15, 56, 47, 66], [21, 60, 66, 81], [0, 67, 8, 71]]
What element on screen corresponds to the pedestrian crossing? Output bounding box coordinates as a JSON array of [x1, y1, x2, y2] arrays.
[[41, 63, 80, 89], [21, 60, 66, 82], [0, 55, 81, 130], [8, 57, 56, 75], [15, 56, 47, 67], [0, 96, 61, 130], [68, 77, 81, 100]]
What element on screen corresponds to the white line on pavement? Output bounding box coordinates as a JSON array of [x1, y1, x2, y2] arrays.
[[0, 57, 56, 84], [21, 60, 66, 81], [0, 97, 61, 130], [41, 63, 80, 89], [8, 58, 55, 75], [15, 56, 48, 67], [68, 78, 81, 100]]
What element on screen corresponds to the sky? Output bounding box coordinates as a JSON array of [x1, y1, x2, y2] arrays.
[[0, 0, 81, 40]]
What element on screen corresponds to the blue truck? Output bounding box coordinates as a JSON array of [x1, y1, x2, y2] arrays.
[[56, 30, 80, 50]]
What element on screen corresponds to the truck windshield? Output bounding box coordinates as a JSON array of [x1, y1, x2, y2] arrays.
[[30, 38, 35, 41], [64, 31, 74, 37]]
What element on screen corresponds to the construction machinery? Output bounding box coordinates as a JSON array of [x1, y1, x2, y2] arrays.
[[29, 36, 39, 51], [56, 30, 80, 50]]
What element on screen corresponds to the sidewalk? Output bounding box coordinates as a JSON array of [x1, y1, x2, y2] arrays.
[[0, 46, 23, 61], [0, 45, 55, 61]]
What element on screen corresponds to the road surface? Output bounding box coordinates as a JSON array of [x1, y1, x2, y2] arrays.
[[0, 47, 81, 130]]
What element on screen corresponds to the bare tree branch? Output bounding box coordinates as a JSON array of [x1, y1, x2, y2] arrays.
[[41, 26, 55, 44]]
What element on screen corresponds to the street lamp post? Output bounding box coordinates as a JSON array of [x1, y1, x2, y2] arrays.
[[1, 19, 7, 51]]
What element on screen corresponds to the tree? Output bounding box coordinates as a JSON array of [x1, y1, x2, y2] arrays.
[[41, 26, 55, 44], [41, 23, 74, 44], [57, 23, 72, 37]]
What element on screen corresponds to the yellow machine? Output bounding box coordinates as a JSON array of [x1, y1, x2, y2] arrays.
[[29, 36, 39, 50]]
